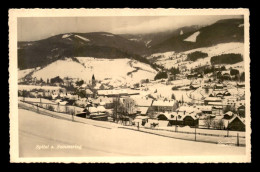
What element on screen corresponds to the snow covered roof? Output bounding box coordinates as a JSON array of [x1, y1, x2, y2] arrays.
[[183, 113, 199, 120], [136, 107, 149, 115], [208, 102, 223, 106], [152, 100, 176, 107], [88, 106, 106, 113], [229, 114, 245, 125], [157, 112, 185, 121], [177, 106, 202, 114], [135, 116, 149, 120], [57, 101, 68, 105], [195, 105, 212, 111], [92, 97, 113, 104], [221, 71, 231, 75], [85, 89, 93, 94], [133, 98, 153, 107], [224, 111, 234, 116], [204, 97, 222, 101]]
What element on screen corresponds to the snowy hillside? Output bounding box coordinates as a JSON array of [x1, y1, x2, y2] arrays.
[[18, 68, 35, 79], [150, 42, 244, 70], [183, 31, 200, 42], [29, 57, 157, 86]]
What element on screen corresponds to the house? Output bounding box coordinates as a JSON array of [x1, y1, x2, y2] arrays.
[[157, 111, 199, 127], [223, 111, 234, 119], [85, 89, 94, 97], [92, 96, 114, 109], [227, 115, 245, 131], [177, 106, 202, 115], [223, 96, 238, 106], [195, 106, 212, 114], [152, 100, 178, 113], [135, 106, 149, 116], [132, 97, 153, 115], [223, 91, 231, 96], [237, 83, 245, 88], [85, 106, 108, 121], [214, 91, 224, 97], [133, 116, 149, 126], [204, 97, 222, 105], [214, 83, 224, 90], [221, 71, 231, 80], [183, 113, 199, 127], [237, 105, 245, 118]]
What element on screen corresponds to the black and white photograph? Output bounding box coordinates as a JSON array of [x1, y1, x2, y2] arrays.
[[9, 9, 251, 163]]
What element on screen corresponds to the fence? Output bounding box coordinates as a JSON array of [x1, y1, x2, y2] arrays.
[[19, 100, 84, 116], [143, 126, 245, 138]]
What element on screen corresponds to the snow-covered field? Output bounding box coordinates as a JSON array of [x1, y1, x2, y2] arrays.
[[30, 57, 157, 87], [150, 42, 244, 70], [19, 108, 245, 158]]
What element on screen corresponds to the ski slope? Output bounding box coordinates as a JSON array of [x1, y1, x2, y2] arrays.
[[30, 57, 157, 86]]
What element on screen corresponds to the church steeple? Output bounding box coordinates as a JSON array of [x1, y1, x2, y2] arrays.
[[92, 74, 96, 86]]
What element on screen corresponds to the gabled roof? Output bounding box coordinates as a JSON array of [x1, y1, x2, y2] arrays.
[[136, 107, 149, 115], [133, 98, 153, 107], [152, 100, 176, 107], [224, 111, 233, 116], [85, 89, 93, 94], [229, 114, 245, 125]]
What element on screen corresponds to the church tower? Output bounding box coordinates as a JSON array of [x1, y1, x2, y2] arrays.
[[92, 74, 96, 86]]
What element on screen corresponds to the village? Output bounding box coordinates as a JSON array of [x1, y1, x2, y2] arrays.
[[17, 53, 246, 147]]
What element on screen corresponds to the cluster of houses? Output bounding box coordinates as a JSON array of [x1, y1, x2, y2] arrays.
[[18, 68, 246, 132]]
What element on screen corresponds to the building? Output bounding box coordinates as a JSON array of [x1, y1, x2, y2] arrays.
[[157, 110, 199, 127], [92, 96, 114, 109], [152, 100, 178, 113], [97, 89, 139, 97], [183, 114, 199, 127], [85, 105, 108, 121], [204, 97, 222, 105], [85, 89, 94, 98], [214, 83, 224, 90], [223, 111, 234, 120], [195, 105, 212, 114], [227, 115, 245, 131], [237, 105, 245, 118]]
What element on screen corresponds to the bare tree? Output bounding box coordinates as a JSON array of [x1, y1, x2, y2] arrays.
[[204, 116, 212, 129]]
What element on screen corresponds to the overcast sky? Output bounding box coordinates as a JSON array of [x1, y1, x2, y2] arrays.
[[18, 15, 243, 41]]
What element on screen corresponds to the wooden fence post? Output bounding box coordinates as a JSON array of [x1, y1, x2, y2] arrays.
[[237, 133, 239, 146]]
